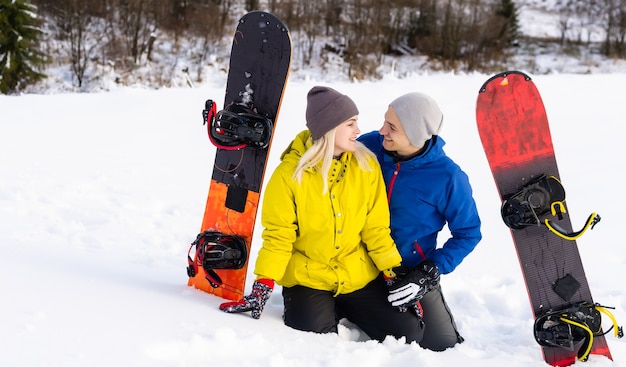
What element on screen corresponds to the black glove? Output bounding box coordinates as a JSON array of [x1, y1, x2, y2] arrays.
[[219, 278, 274, 319], [387, 266, 429, 309], [418, 260, 440, 288]]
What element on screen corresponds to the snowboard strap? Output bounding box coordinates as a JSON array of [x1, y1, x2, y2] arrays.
[[545, 212, 601, 241], [596, 305, 624, 339], [186, 230, 248, 289], [203, 100, 273, 150], [534, 302, 623, 362], [501, 175, 601, 240]]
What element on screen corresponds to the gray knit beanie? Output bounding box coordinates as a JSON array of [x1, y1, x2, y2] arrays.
[[306, 86, 359, 140], [390, 92, 443, 148]]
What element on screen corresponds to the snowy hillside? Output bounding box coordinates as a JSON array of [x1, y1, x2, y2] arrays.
[[25, 0, 626, 94], [1, 72, 625, 366], [2, 1, 626, 365]]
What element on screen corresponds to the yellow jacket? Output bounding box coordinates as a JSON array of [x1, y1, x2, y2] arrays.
[[254, 130, 401, 295]]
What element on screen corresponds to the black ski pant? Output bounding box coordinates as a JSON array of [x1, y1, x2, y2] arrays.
[[418, 284, 464, 351], [282, 276, 424, 343]]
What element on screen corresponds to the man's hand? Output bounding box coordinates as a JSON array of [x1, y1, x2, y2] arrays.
[[419, 260, 440, 288], [387, 267, 429, 308]]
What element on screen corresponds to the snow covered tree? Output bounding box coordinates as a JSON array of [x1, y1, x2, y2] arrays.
[[0, 0, 47, 94], [495, 0, 519, 45]]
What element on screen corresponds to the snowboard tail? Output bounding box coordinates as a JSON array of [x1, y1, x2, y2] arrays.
[[187, 11, 292, 301], [476, 71, 615, 366]]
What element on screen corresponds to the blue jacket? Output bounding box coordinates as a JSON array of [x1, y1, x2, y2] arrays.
[[359, 132, 482, 274]]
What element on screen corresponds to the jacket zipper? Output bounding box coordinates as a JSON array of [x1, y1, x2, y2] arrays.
[[389, 162, 426, 261], [387, 162, 401, 203], [413, 241, 426, 260]]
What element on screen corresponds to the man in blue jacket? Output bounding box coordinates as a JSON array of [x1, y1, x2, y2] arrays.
[[359, 92, 482, 351]]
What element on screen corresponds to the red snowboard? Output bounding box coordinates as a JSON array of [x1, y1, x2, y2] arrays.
[[476, 71, 612, 366]]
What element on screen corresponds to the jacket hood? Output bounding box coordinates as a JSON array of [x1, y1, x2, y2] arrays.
[[280, 130, 312, 167]]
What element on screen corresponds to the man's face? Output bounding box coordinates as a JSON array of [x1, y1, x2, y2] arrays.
[[379, 106, 418, 156]]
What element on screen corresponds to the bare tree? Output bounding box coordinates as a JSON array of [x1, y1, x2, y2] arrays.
[[51, 0, 104, 87], [297, 0, 324, 66], [611, 0, 626, 57], [343, 0, 392, 79], [245, 0, 259, 12], [118, 0, 158, 65], [187, 0, 230, 82]]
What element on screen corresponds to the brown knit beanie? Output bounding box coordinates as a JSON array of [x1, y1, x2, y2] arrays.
[[305, 86, 359, 140]]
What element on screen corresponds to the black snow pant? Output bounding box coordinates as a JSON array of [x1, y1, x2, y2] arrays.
[[282, 276, 424, 343], [418, 284, 464, 351]]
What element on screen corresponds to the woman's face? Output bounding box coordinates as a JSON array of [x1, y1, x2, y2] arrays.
[[333, 115, 360, 156]]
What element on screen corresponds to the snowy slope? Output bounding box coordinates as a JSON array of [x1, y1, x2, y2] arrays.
[[1, 73, 625, 366]]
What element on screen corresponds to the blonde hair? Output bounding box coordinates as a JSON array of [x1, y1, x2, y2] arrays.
[[293, 127, 374, 194]]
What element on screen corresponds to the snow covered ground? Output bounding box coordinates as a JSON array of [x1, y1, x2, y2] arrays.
[[1, 71, 625, 366]]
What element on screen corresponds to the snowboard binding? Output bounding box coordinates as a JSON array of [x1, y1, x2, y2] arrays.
[[534, 302, 623, 362], [203, 100, 273, 150], [501, 175, 601, 240], [186, 230, 248, 288]]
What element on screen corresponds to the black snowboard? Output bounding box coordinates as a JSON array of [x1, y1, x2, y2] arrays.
[[188, 11, 291, 301]]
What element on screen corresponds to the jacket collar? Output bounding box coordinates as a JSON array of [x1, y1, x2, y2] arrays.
[[382, 136, 446, 167]]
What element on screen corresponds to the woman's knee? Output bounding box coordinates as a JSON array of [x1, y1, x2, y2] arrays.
[[282, 285, 338, 334]]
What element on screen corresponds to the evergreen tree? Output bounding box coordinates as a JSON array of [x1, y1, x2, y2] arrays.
[[496, 0, 520, 45], [0, 0, 47, 94]]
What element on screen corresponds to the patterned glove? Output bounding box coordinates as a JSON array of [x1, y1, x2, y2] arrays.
[[418, 260, 440, 288], [387, 266, 429, 308], [219, 278, 274, 319]]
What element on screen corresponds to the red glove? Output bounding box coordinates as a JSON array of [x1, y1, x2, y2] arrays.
[[219, 278, 274, 319]]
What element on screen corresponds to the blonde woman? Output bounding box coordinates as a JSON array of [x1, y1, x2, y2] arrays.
[[220, 86, 424, 343]]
